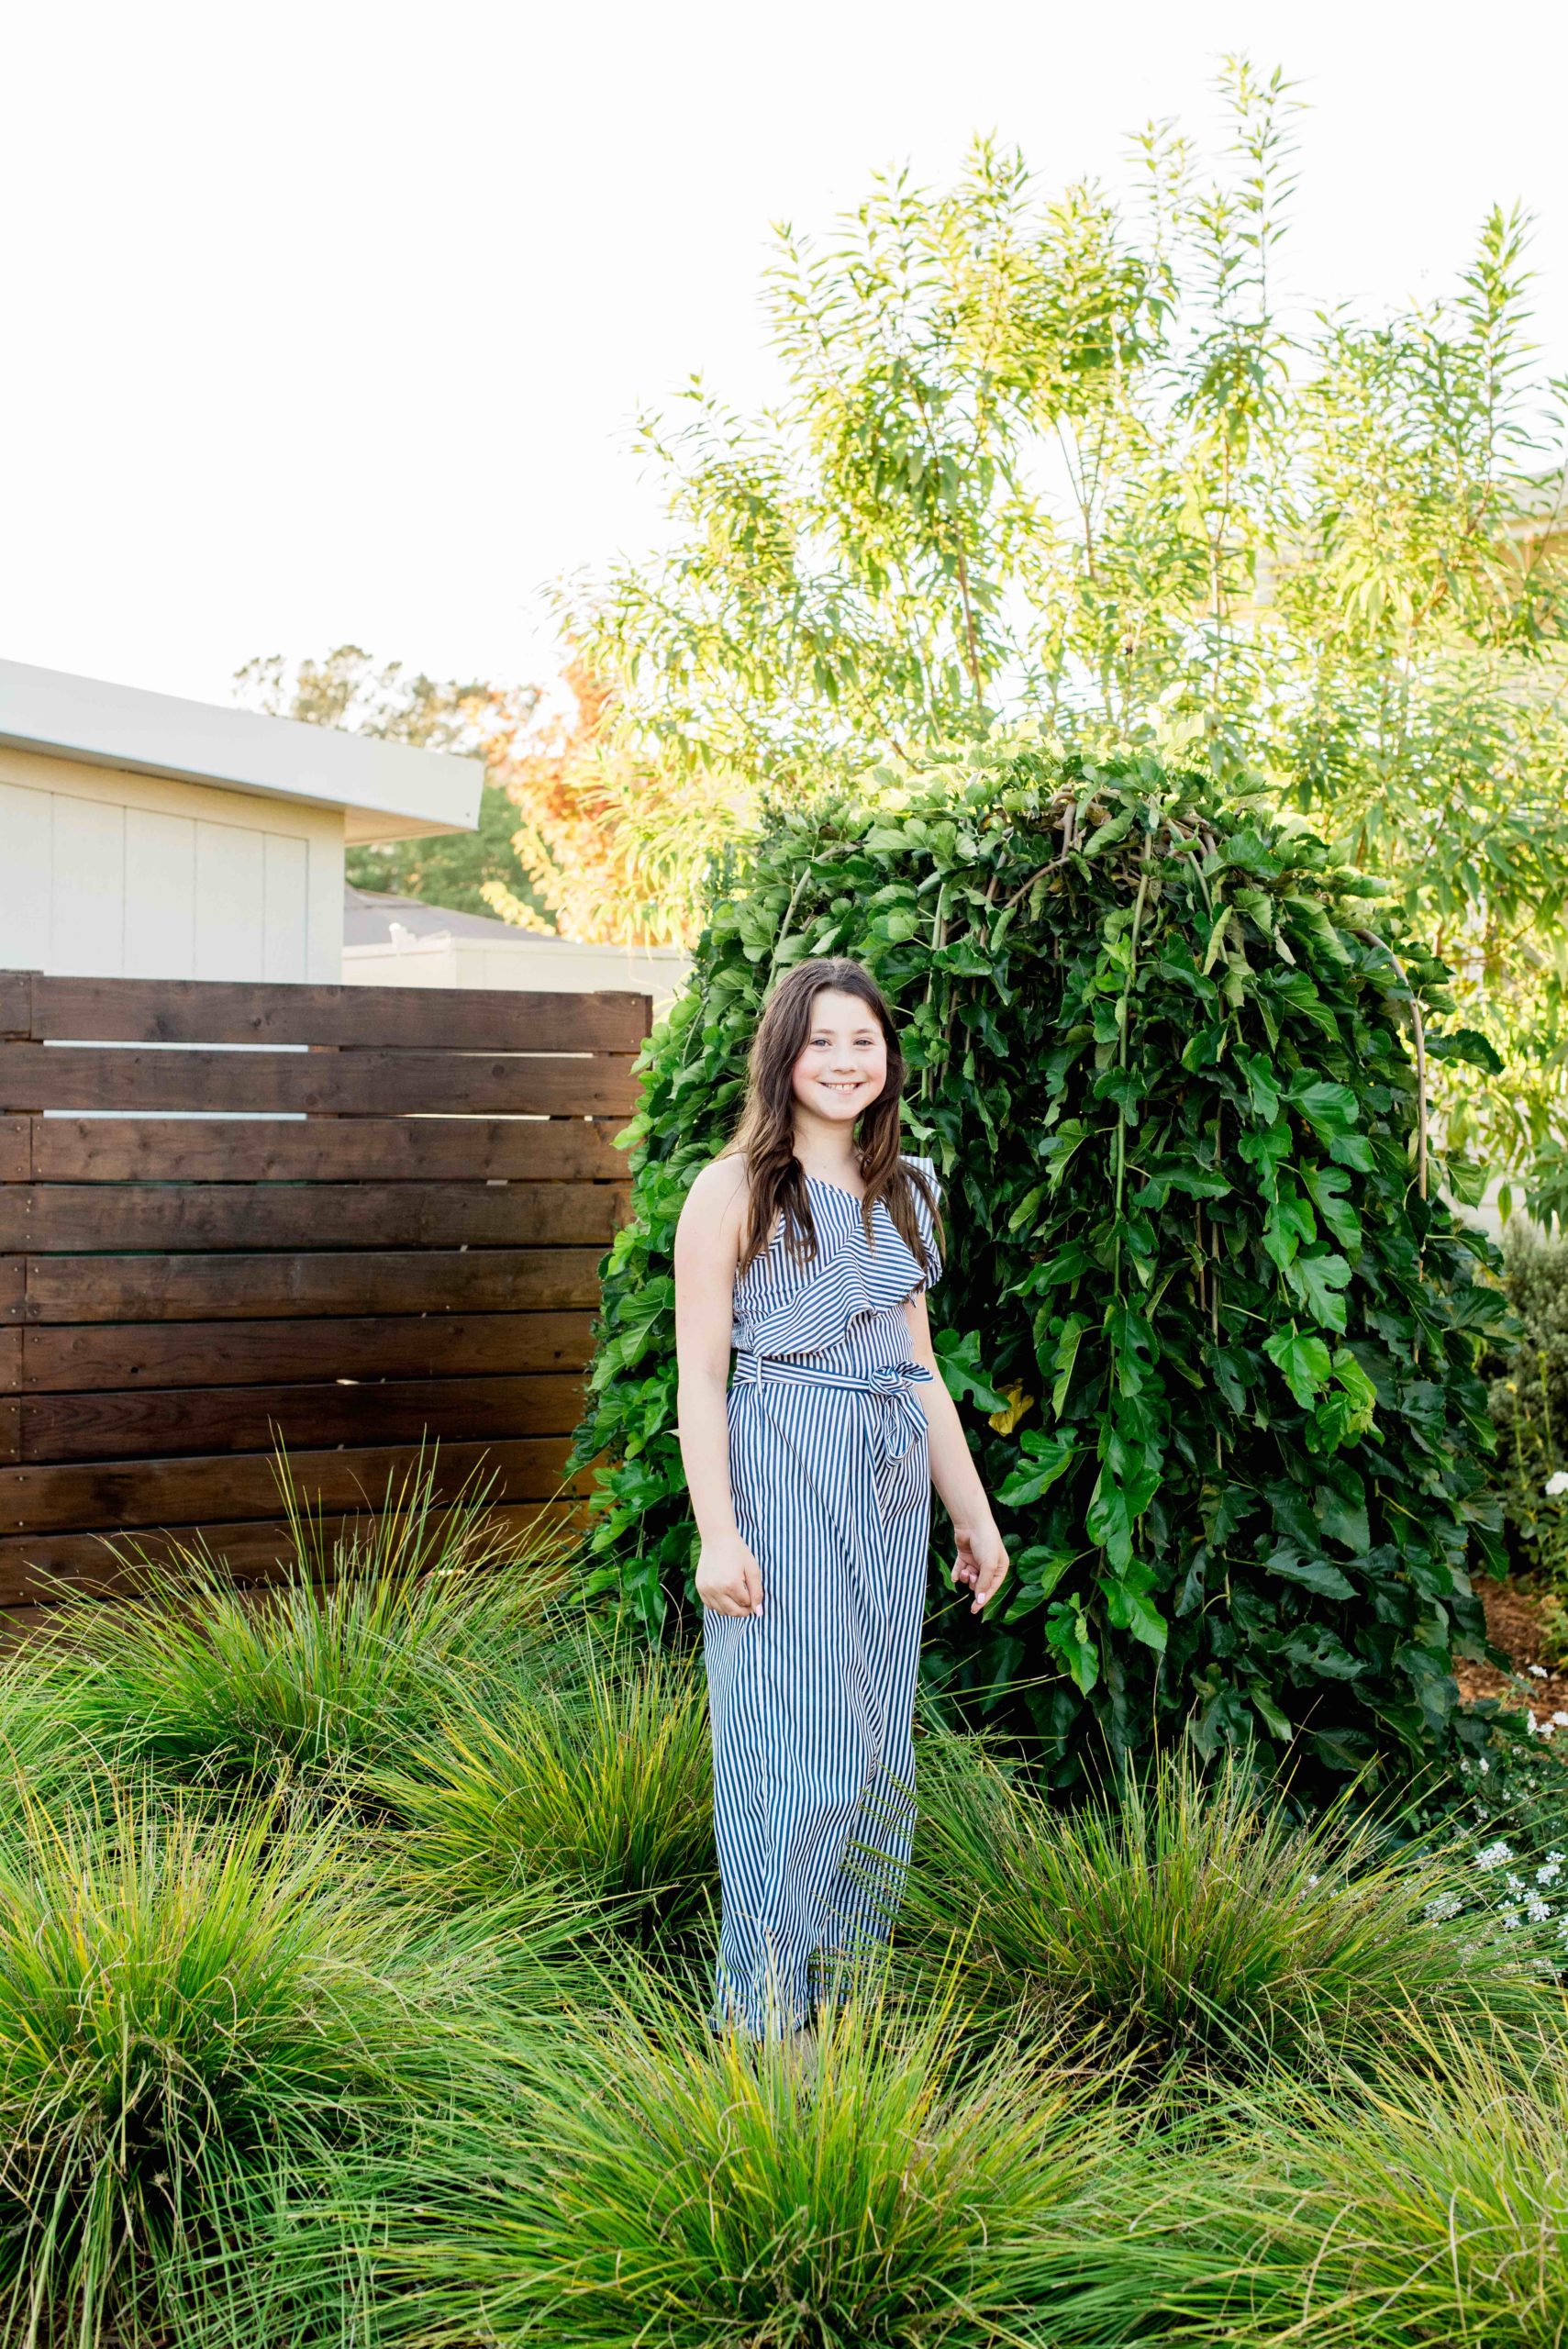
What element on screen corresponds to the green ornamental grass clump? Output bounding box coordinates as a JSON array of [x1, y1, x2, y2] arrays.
[[371, 1633, 716, 1943], [5, 1454, 569, 1820], [576, 740, 1507, 1796], [1044, 2032, 1568, 2347], [370, 1979, 1120, 2349], [0, 1803, 433, 2343], [897, 1740, 1562, 2082]]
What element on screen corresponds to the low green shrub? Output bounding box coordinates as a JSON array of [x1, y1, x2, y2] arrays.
[[896, 1742, 1562, 2081], [372, 1632, 715, 1944], [1485, 1226, 1568, 1589], [367, 1978, 1122, 2349], [8, 1456, 570, 1818], [1042, 2030, 1568, 2347], [0, 1793, 584, 2347]]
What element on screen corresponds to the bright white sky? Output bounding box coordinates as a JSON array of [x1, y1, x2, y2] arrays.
[[4, 0, 1564, 710]]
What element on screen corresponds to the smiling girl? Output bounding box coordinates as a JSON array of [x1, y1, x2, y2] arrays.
[[673, 956, 1009, 2049]]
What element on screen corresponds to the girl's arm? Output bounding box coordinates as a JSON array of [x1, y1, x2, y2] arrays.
[[902, 1286, 1011, 1614], [673, 1156, 764, 1617]]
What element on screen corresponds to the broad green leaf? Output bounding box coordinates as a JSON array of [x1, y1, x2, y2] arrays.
[[1316, 1475, 1371, 1554], [1045, 1599, 1100, 1695], [1425, 1026, 1504, 1075], [1099, 1570, 1168, 1654], [1051, 1312, 1092, 1418], [1287, 1076, 1359, 1141], [1265, 1544, 1356, 1599], [1290, 1250, 1353, 1333], [996, 1429, 1079, 1508], [1263, 1328, 1333, 1407], [1238, 1048, 1282, 1124], [933, 1326, 1013, 1413], [1300, 1162, 1362, 1252]]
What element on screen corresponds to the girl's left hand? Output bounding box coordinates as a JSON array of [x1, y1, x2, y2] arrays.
[[952, 1520, 1010, 1614]]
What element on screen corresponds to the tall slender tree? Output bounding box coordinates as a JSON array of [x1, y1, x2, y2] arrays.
[[567, 62, 1568, 1199]]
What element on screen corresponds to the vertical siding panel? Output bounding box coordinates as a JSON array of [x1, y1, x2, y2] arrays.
[[125, 809, 197, 979], [195, 824, 266, 980], [306, 819, 344, 983], [0, 782, 52, 967], [50, 796, 126, 976], [261, 834, 309, 981]]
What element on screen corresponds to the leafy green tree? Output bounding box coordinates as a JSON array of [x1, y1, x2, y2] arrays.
[[234, 646, 554, 924], [576, 742, 1507, 1797], [567, 63, 1568, 1197]]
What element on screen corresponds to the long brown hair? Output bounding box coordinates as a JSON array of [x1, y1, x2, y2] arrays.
[[724, 957, 944, 1277]]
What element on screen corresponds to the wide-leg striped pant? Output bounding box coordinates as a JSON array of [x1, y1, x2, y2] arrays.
[[702, 1352, 934, 2036]]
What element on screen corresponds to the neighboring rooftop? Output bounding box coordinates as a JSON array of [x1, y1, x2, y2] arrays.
[[0, 657, 484, 843], [344, 882, 569, 947]]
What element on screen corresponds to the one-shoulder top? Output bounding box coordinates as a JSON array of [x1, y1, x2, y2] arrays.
[[729, 1154, 943, 1369]]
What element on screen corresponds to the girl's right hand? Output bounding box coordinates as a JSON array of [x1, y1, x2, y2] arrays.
[[696, 1534, 764, 1618]]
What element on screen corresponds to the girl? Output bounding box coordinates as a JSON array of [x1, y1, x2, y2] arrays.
[[673, 956, 1010, 2044]]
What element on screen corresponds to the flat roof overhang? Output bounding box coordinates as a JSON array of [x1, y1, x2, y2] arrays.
[[0, 657, 484, 842]]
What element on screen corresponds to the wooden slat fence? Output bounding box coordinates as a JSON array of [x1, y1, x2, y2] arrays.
[[0, 971, 648, 1611]]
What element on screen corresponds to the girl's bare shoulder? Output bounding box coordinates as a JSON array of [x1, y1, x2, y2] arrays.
[[678, 1152, 751, 1230]]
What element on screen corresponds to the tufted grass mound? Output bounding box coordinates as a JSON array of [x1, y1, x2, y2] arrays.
[[3, 1461, 572, 1823], [370, 1631, 716, 1945], [895, 1739, 1563, 2085], [360, 1975, 1123, 2349]]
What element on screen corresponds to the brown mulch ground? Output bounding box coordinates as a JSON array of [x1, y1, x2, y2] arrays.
[[1455, 1576, 1568, 1725]]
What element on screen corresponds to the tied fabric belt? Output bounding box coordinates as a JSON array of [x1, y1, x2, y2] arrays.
[[730, 1351, 935, 1465]]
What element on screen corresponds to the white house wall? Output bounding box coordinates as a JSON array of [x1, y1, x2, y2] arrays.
[[0, 745, 342, 982], [343, 930, 692, 1015]]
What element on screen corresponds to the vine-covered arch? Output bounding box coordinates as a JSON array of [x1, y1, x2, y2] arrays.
[[574, 743, 1505, 1798]]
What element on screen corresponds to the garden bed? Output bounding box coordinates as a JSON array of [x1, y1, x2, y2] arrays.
[[1455, 1574, 1568, 1723]]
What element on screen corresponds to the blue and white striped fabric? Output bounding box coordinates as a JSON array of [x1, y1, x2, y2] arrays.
[[703, 1153, 943, 2035]]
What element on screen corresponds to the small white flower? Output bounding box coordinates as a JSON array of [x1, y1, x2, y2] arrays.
[[1527, 1897, 1553, 1924], [1475, 1840, 1513, 1872], [1479, 1758, 1491, 1775], [1529, 1664, 1550, 1679], [1424, 1891, 1463, 1922], [1554, 1715, 1568, 1730], [1501, 1906, 1523, 1930], [1545, 1470, 1568, 1497]]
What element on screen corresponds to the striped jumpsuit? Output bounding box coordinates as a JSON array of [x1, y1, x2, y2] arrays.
[[702, 1154, 942, 2035]]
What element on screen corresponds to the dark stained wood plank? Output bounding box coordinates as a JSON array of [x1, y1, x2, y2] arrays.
[[16, 1373, 586, 1462], [0, 1437, 586, 1533], [0, 1043, 41, 1110], [17, 974, 651, 1053], [0, 1181, 630, 1253], [0, 975, 33, 1041], [7, 1249, 606, 1324], [0, 1499, 587, 1609], [11, 1312, 595, 1392], [0, 1119, 30, 1182], [0, 1045, 639, 1119], [27, 1116, 630, 1185]]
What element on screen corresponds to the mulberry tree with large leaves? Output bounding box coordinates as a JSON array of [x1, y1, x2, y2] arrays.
[[574, 741, 1507, 1798]]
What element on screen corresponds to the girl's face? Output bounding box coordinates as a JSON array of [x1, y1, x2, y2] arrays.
[[790, 986, 888, 1128]]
